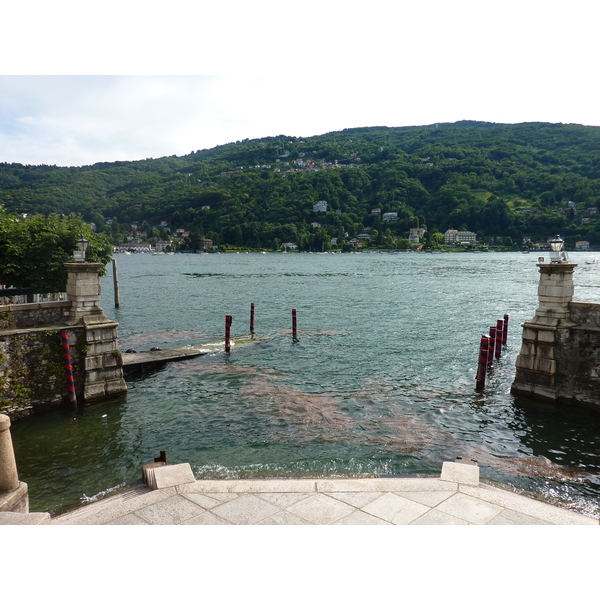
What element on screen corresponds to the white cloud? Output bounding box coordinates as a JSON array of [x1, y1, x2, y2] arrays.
[[0, 2, 598, 166], [0, 76, 223, 165]]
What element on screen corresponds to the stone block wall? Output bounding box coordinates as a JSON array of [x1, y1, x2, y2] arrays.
[[0, 326, 83, 419], [570, 301, 600, 329], [82, 322, 126, 402], [512, 299, 600, 410], [511, 263, 600, 410], [1, 262, 127, 419], [512, 325, 571, 402], [555, 302, 600, 408], [0, 301, 72, 331]]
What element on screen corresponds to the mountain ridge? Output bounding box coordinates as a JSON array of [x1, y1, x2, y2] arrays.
[[2, 120, 600, 250]]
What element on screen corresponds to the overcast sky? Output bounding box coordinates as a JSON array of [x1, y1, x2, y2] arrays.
[[1, 1, 597, 167]]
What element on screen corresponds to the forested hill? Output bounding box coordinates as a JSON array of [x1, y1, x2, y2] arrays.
[[2, 120, 600, 251]]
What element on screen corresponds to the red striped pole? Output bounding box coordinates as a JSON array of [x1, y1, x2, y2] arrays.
[[495, 320, 504, 359], [292, 308, 297, 340], [60, 330, 77, 406], [225, 315, 232, 353], [476, 335, 490, 391], [503, 314, 509, 345], [250, 303, 255, 334], [487, 326, 496, 368]]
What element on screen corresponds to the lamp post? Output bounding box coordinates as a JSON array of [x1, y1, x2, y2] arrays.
[[548, 234, 568, 264], [73, 236, 89, 263]]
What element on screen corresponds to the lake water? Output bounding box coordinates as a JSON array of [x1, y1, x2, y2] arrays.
[[10, 251, 600, 517]]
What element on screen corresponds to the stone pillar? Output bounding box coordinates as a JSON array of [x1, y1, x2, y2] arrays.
[[0, 414, 19, 494], [65, 262, 104, 323], [532, 262, 577, 326], [511, 262, 578, 401], [64, 262, 128, 403], [0, 414, 29, 513]]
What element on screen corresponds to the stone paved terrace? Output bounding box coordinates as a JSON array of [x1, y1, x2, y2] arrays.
[[36, 462, 598, 526], [2, 471, 596, 600]]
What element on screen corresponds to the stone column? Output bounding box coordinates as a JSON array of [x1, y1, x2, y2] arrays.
[[65, 262, 104, 324], [0, 414, 38, 515], [0, 414, 19, 494], [511, 261, 578, 401], [532, 262, 577, 326], [64, 262, 128, 403]]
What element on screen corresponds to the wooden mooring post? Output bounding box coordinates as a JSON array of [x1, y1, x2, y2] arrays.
[[476, 335, 490, 391], [225, 315, 232, 353], [112, 259, 120, 308], [292, 308, 297, 340], [495, 320, 504, 359], [487, 326, 496, 368]]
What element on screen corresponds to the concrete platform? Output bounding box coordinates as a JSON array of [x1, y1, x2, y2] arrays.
[[121, 337, 256, 374], [121, 347, 210, 374], [0, 511, 51, 525], [50, 462, 598, 526]]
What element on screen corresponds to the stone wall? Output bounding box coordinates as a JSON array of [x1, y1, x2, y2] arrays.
[[570, 301, 600, 330], [0, 324, 84, 419], [555, 302, 600, 408], [0, 301, 71, 330], [81, 321, 126, 402], [0, 263, 127, 420], [511, 262, 600, 411]]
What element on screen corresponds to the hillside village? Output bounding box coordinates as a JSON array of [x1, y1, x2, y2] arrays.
[[4, 122, 600, 253], [111, 200, 587, 254]]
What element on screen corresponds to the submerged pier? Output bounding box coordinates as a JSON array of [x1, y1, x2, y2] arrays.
[[121, 336, 257, 375], [121, 346, 211, 375]]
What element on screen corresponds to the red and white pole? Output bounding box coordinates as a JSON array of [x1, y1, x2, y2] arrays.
[[225, 315, 232, 353], [61, 330, 77, 406], [487, 326, 496, 368], [503, 314, 509, 345], [495, 320, 504, 359], [292, 308, 297, 340], [476, 335, 490, 391]]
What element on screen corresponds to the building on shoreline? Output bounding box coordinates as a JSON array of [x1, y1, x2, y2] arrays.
[[444, 229, 477, 245]]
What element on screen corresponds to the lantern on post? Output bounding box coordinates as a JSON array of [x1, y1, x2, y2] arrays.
[[548, 235, 568, 264], [73, 236, 89, 263]]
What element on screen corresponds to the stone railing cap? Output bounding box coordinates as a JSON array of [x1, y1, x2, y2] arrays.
[[0, 414, 11, 431]]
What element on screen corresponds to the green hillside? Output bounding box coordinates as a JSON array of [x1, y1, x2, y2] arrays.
[[2, 120, 600, 251]]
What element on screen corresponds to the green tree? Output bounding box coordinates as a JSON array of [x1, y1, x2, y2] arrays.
[[0, 207, 112, 289], [232, 224, 243, 246], [430, 232, 445, 247]]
